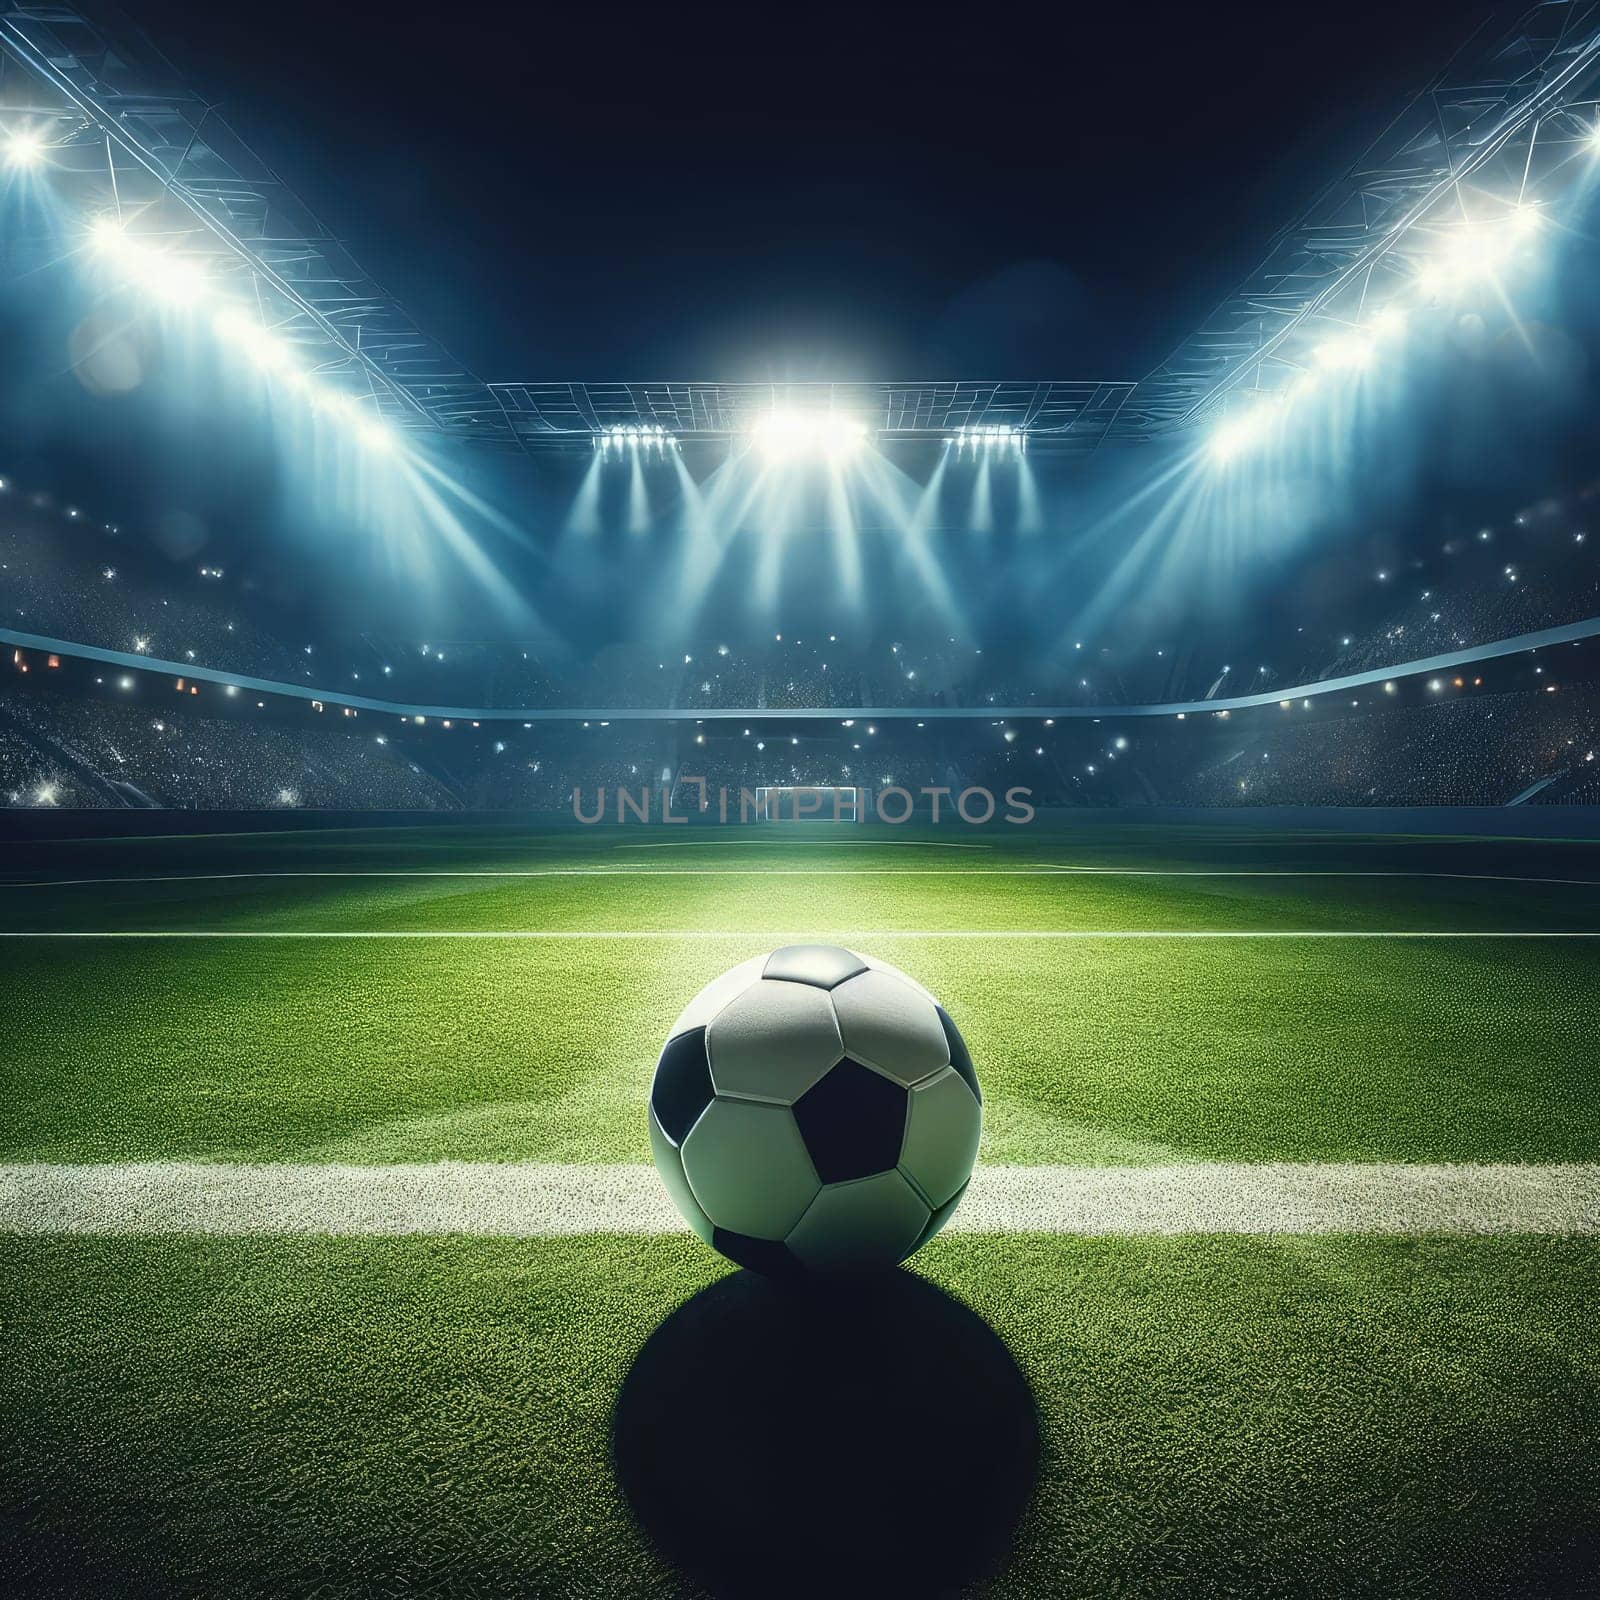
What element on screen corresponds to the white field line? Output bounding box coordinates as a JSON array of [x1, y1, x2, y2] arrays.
[[4, 869, 1600, 889], [4, 930, 1600, 940], [1, 1161, 1595, 1238]]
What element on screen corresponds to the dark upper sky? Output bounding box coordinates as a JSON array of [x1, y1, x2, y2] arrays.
[[124, 0, 1487, 385]]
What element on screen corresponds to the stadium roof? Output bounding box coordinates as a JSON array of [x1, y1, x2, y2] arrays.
[[2, 0, 1600, 453]]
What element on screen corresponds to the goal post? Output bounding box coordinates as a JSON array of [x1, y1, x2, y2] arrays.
[[753, 785, 860, 821]]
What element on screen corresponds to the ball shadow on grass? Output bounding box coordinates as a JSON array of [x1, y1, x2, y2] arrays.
[[612, 1268, 1039, 1599]]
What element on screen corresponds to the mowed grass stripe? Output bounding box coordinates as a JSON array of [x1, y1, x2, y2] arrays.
[[6, 852, 1600, 932], [3, 1161, 1597, 1236], [3, 934, 1598, 1167], [7, 929, 1600, 938], [4, 1231, 1598, 1598]]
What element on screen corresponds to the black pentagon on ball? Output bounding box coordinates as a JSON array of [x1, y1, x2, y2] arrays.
[[937, 1006, 981, 1105], [762, 944, 869, 990], [712, 1227, 800, 1277], [651, 1028, 715, 1146], [792, 1058, 909, 1184]]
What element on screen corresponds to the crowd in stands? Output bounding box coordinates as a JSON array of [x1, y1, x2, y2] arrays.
[[1156, 688, 1600, 808], [432, 723, 673, 812], [4, 672, 1597, 812], [1309, 504, 1600, 685], [0, 724, 97, 808], [676, 735, 961, 809], [1, 692, 453, 810], [7, 475, 1598, 717], [1, 509, 314, 683]]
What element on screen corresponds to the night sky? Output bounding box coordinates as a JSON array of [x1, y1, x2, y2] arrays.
[[126, 0, 1485, 384]]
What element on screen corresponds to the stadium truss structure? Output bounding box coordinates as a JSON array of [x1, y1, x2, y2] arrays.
[[2, 1, 1600, 453]]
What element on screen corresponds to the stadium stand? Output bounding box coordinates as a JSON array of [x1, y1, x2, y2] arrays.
[[5, 466, 1600, 812], [0, 723, 98, 809], [1154, 689, 1600, 808], [1, 693, 454, 810], [6, 669, 1596, 813], [8, 478, 1599, 715]]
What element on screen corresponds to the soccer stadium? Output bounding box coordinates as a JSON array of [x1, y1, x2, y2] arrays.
[[4, 1, 1600, 1594]]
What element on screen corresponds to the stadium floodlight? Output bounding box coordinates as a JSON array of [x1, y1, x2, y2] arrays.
[[1420, 207, 1540, 296], [1508, 202, 1542, 239], [205, 309, 406, 455], [1206, 407, 1273, 464], [4, 127, 46, 168], [950, 425, 1023, 451], [88, 219, 212, 310], [750, 411, 869, 459], [598, 422, 674, 452], [213, 307, 300, 378], [87, 214, 127, 252]]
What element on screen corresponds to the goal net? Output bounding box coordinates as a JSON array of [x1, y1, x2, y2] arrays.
[[753, 785, 860, 821]]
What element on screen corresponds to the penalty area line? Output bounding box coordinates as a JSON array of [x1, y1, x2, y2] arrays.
[[0, 1161, 1595, 1237]]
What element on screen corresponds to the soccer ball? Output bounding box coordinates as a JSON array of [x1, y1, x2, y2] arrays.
[[648, 945, 981, 1274]]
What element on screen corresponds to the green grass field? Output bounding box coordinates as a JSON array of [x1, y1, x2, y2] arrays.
[[3, 821, 1599, 1596]]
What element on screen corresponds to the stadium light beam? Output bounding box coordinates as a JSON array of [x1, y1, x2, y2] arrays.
[[968, 446, 995, 533], [626, 447, 651, 535], [1312, 332, 1376, 373]]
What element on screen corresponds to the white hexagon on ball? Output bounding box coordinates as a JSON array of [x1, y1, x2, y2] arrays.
[[830, 967, 951, 1088], [648, 946, 982, 1274], [706, 976, 844, 1104], [680, 1097, 820, 1240], [786, 1169, 931, 1273]]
